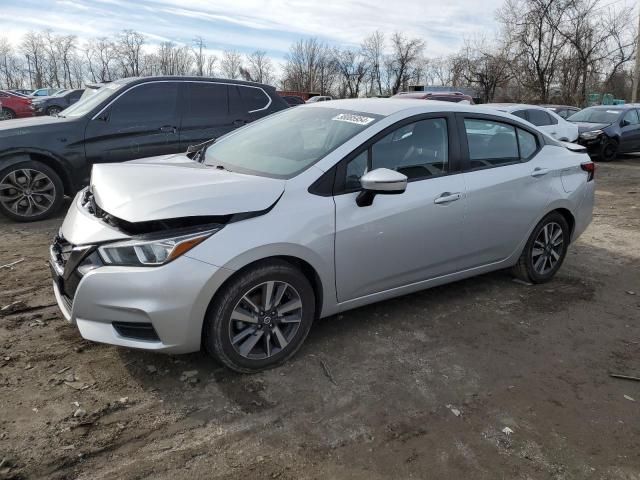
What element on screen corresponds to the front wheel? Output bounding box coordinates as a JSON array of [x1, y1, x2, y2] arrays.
[[0, 160, 64, 222], [598, 139, 618, 162], [511, 212, 570, 284], [203, 260, 315, 373], [47, 106, 62, 116]]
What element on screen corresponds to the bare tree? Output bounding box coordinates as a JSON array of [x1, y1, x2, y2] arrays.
[[498, 0, 571, 102], [454, 39, 512, 102], [361, 31, 385, 95], [21, 31, 46, 88], [117, 30, 145, 77], [243, 50, 274, 84], [282, 38, 337, 94], [386, 32, 425, 94], [205, 54, 217, 76], [333, 47, 369, 98], [220, 50, 243, 79]]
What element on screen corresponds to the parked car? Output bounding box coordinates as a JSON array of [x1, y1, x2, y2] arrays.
[[281, 95, 305, 106], [0, 76, 288, 221], [50, 99, 595, 372], [541, 104, 581, 119], [484, 103, 579, 142], [30, 88, 65, 97], [306, 95, 332, 103], [0, 90, 34, 119], [392, 91, 475, 104], [568, 104, 640, 161], [31, 89, 85, 116], [10, 89, 33, 96]]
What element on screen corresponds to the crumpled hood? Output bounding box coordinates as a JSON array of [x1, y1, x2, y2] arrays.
[[571, 122, 610, 134], [90, 154, 285, 223]]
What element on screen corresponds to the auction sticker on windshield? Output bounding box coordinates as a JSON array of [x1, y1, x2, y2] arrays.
[[332, 113, 375, 125]]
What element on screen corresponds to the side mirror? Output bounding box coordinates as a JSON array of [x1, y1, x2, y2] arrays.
[[621, 119, 630, 127], [356, 168, 408, 207]]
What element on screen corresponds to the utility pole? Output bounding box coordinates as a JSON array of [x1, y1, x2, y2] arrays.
[[633, 5, 640, 103]]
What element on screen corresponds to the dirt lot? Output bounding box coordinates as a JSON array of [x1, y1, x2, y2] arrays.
[[1, 160, 639, 480]]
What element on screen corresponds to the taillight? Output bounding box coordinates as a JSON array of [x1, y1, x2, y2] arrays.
[[581, 162, 595, 182]]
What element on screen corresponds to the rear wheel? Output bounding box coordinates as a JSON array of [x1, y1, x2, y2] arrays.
[[0, 160, 64, 222], [203, 260, 315, 373], [47, 106, 62, 116], [1, 108, 15, 120], [511, 212, 570, 284]]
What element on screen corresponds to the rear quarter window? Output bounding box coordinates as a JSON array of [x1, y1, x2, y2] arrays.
[[239, 86, 270, 112]]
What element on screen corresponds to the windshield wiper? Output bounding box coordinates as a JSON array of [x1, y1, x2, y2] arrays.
[[186, 138, 216, 163]]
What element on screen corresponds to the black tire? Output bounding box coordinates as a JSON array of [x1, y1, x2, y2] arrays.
[[1, 108, 15, 120], [0, 160, 64, 222], [511, 212, 570, 284], [598, 139, 618, 162], [203, 259, 315, 373], [47, 106, 62, 116]]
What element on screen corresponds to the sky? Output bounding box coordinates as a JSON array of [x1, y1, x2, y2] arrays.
[[1, 0, 508, 62]]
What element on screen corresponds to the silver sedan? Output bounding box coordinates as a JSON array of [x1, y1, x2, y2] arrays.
[[50, 99, 595, 372]]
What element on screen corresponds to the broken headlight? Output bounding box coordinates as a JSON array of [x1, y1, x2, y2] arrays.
[[98, 228, 221, 267]]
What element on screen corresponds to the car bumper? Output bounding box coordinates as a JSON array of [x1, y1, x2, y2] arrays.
[[51, 253, 234, 354], [577, 135, 606, 155]]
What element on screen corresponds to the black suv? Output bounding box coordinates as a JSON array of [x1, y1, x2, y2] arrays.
[[0, 77, 288, 221], [569, 104, 640, 161], [31, 89, 85, 116]]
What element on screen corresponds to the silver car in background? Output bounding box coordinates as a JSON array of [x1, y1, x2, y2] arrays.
[[50, 99, 595, 372]]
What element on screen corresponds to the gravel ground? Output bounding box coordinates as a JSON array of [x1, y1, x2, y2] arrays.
[[0, 159, 639, 480]]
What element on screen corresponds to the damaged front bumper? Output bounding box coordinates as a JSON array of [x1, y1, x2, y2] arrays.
[[49, 190, 235, 354]]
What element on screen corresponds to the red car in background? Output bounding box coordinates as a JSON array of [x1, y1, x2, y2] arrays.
[[392, 91, 475, 104], [0, 90, 34, 119]]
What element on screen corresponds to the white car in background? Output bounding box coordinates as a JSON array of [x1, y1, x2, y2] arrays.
[[484, 104, 579, 142]]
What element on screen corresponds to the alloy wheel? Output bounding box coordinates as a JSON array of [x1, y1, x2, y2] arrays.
[[48, 107, 61, 116], [531, 222, 564, 275], [0, 168, 56, 217], [229, 281, 303, 360]]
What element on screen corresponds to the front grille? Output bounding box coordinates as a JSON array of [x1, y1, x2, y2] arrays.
[[51, 235, 72, 272], [112, 322, 161, 342], [50, 233, 101, 300]]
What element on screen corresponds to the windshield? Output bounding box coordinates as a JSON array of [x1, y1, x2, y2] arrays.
[[204, 107, 382, 179], [568, 108, 621, 124], [62, 83, 121, 118]]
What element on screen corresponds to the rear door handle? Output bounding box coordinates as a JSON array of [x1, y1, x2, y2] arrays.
[[531, 168, 550, 177], [434, 192, 462, 204], [159, 125, 177, 133]]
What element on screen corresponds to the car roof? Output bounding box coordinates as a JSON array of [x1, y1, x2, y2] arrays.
[[117, 76, 276, 90], [583, 104, 639, 110], [540, 104, 579, 109], [484, 103, 551, 112], [303, 98, 514, 118]]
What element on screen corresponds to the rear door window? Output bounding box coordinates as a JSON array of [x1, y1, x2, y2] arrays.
[[185, 82, 229, 121], [464, 119, 519, 168]]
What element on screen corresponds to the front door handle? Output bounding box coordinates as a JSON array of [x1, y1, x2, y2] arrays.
[[232, 119, 247, 126], [531, 167, 550, 178], [434, 192, 462, 205], [159, 125, 177, 133]]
